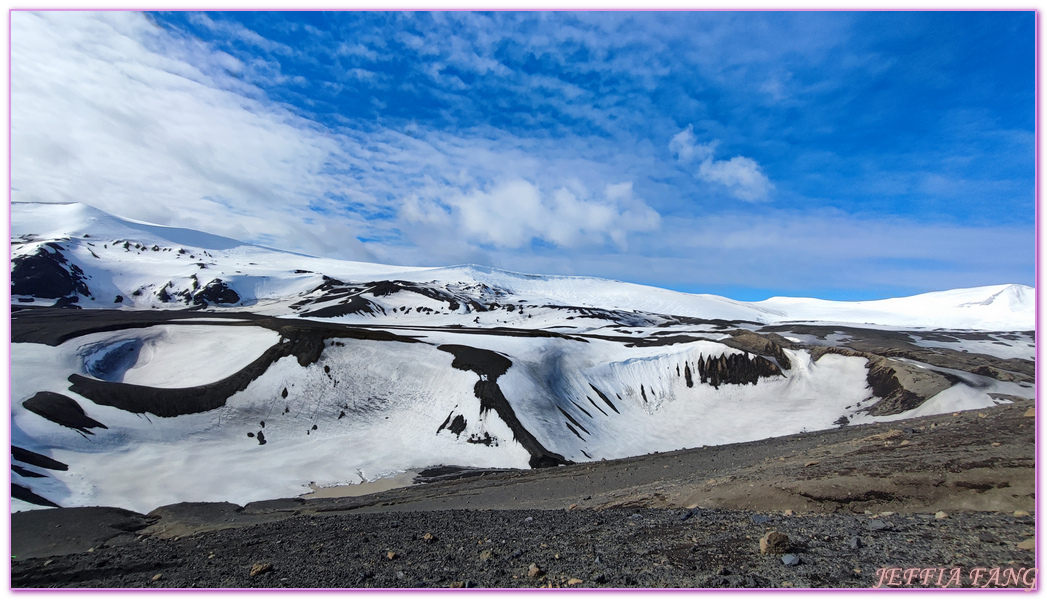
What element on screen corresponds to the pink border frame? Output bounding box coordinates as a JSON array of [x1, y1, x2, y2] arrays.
[[4, 7, 1042, 590]]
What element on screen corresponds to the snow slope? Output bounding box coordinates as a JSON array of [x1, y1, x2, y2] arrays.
[[10, 202, 1034, 330], [755, 284, 1035, 331], [9, 202, 1036, 513]]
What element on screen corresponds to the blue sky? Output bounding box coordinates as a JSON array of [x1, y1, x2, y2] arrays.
[[10, 11, 1035, 300]]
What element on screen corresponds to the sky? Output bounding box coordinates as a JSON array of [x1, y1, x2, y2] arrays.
[[9, 10, 1036, 301]]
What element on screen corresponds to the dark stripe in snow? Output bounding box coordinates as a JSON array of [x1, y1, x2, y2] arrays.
[[12, 484, 60, 508], [300, 295, 382, 318], [438, 344, 570, 469], [564, 422, 584, 441], [557, 407, 590, 435], [586, 396, 609, 416], [12, 465, 46, 478], [437, 412, 454, 433], [12, 446, 68, 471], [588, 384, 620, 414], [568, 399, 593, 419]]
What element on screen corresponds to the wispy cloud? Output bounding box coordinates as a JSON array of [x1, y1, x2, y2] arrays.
[[670, 125, 774, 202], [482, 210, 1033, 300], [11, 11, 663, 264], [402, 180, 659, 251], [10, 10, 1034, 299], [12, 12, 376, 259]]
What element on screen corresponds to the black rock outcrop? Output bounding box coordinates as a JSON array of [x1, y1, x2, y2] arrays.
[[439, 344, 570, 469], [22, 392, 108, 435], [11, 245, 90, 299], [301, 295, 382, 318], [695, 352, 782, 389], [193, 279, 240, 306], [437, 413, 468, 437]]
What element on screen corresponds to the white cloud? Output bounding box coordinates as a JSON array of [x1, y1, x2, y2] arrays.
[[12, 11, 377, 259], [188, 12, 292, 55], [669, 125, 716, 163], [471, 210, 1032, 297], [400, 179, 659, 251], [759, 72, 793, 103], [697, 156, 775, 202], [11, 11, 663, 268], [336, 42, 380, 62], [670, 125, 774, 202]]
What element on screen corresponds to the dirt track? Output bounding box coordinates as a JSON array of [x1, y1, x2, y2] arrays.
[[11, 398, 1037, 589]]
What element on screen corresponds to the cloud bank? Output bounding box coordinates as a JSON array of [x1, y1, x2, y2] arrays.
[[402, 180, 659, 250], [11, 11, 662, 264], [9, 11, 1034, 299]]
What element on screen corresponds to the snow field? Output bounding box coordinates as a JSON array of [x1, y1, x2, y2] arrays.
[[15, 335, 534, 512], [499, 338, 875, 462], [9, 203, 1037, 513], [908, 333, 1036, 362], [12, 202, 1036, 331]]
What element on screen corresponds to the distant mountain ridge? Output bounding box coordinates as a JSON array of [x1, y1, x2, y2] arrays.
[[9, 202, 1036, 514], [10, 202, 1034, 331]]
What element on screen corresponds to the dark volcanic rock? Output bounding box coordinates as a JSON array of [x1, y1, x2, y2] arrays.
[[193, 279, 240, 306], [22, 392, 108, 435], [12, 484, 60, 508], [12, 446, 68, 472], [301, 295, 381, 318], [723, 331, 794, 370], [11, 245, 91, 299], [157, 285, 173, 303], [10, 508, 1036, 589], [437, 413, 468, 437], [856, 354, 953, 416], [12, 506, 148, 559], [53, 296, 82, 309], [439, 344, 570, 469], [695, 352, 781, 388]]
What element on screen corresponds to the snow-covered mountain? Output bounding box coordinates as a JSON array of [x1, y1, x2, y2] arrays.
[[10, 202, 1036, 513]]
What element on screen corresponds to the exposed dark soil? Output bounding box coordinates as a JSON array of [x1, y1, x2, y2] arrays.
[[12, 398, 1036, 589]]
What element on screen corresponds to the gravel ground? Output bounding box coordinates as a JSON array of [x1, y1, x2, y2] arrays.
[[11, 508, 1036, 589], [12, 398, 1036, 590]]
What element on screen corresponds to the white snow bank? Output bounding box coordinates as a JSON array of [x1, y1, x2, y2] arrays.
[[756, 284, 1034, 331], [77, 325, 280, 388]]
